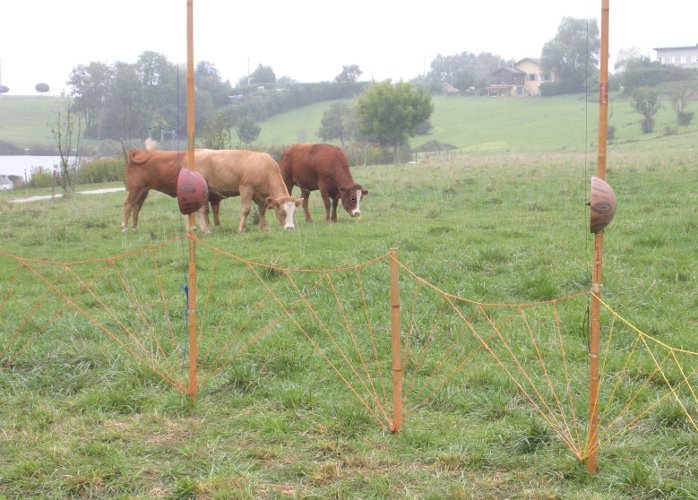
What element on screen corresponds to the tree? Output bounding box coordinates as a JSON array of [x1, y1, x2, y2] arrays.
[[541, 17, 599, 94], [49, 101, 82, 198], [356, 80, 433, 161], [613, 47, 643, 73], [202, 110, 233, 149], [196, 61, 234, 107], [35, 83, 50, 93], [423, 52, 509, 93], [0, 85, 9, 95], [68, 61, 113, 138], [335, 65, 362, 85], [249, 64, 276, 86], [671, 90, 693, 126], [319, 102, 355, 146], [236, 115, 261, 144], [631, 87, 661, 133]]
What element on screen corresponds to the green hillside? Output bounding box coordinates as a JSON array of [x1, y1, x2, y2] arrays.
[[2, 90, 698, 154], [257, 93, 698, 153]]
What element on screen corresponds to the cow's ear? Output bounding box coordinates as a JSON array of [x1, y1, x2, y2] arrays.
[[265, 196, 276, 208], [362, 189, 368, 196], [339, 186, 348, 193], [295, 198, 304, 207]]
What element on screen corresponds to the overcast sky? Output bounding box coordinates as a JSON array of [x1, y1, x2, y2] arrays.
[[1, 0, 696, 96]]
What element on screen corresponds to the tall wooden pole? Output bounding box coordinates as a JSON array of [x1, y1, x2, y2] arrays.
[[186, 0, 198, 398], [587, 0, 610, 473], [390, 248, 403, 432]]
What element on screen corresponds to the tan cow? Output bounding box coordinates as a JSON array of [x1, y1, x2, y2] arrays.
[[122, 141, 299, 233], [192, 149, 303, 233]]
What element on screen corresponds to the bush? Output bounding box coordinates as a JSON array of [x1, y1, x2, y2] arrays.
[[345, 143, 384, 166], [607, 125, 616, 141], [76, 158, 124, 184], [28, 166, 54, 188], [414, 140, 457, 152], [677, 111, 694, 126], [621, 65, 694, 94], [539, 82, 566, 97], [642, 118, 655, 134]]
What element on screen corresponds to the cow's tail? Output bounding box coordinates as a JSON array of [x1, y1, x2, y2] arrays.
[[145, 138, 158, 151]]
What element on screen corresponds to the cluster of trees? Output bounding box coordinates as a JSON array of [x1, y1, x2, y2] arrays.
[[64, 52, 368, 145]]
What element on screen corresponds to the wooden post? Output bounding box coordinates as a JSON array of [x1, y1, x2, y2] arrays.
[[390, 248, 403, 432], [186, 0, 198, 399], [587, 0, 610, 473]]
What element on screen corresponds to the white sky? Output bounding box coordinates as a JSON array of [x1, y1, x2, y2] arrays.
[[1, 0, 696, 96]]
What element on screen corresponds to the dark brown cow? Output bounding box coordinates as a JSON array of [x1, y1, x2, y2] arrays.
[[192, 149, 302, 232], [120, 139, 221, 232], [279, 143, 368, 222]]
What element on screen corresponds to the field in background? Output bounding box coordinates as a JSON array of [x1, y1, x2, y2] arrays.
[[1, 143, 696, 496], [3, 89, 698, 154]]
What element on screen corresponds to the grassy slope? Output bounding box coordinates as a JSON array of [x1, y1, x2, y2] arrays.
[[256, 91, 698, 153], [0, 96, 67, 148], [3, 87, 698, 153]]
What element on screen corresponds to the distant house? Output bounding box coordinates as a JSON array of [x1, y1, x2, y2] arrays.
[[0, 175, 14, 190], [487, 58, 556, 97], [653, 44, 698, 69]]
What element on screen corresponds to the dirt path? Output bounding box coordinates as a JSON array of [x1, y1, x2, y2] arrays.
[[10, 187, 125, 204]]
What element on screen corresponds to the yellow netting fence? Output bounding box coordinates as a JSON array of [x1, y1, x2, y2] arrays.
[[1, 237, 695, 462]]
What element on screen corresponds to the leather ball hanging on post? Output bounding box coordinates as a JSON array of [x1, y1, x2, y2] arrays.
[[177, 168, 209, 215], [589, 176, 617, 233]]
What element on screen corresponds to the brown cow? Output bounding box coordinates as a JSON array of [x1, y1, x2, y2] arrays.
[[120, 139, 221, 232], [193, 149, 303, 232], [279, 143, 367, 222]]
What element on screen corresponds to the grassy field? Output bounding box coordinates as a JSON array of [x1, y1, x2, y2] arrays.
[[3, 86, 698, 154], [1, 131, 696, 496]]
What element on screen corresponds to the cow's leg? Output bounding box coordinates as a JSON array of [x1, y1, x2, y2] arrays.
[[121, 198, 134, 232], [257, 200, 269, 232], [330, 196, 340, 222], [320, 190, 333, 222], [301, 189, 313, 222], [238, 188, 254, 232], [195, 205, 211, 234], [131, 191, 149, 230], [211, 199, 221, 226]]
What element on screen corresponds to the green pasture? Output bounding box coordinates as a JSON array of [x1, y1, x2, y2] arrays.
[[3, 88, 698, 154], [1, 135, 696, 496]]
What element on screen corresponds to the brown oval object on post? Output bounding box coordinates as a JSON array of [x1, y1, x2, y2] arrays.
[[589, 176, 617, 233], [177, 168, 209, 215]]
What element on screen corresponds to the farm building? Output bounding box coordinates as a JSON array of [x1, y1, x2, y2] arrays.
[[487, 58, 556, 97], [653, 44, 698, 69]]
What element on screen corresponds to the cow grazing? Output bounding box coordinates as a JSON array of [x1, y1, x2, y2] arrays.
[[120, 139, 221, 232], [279, 143, 367, 222], [193, 149, 302, 232]]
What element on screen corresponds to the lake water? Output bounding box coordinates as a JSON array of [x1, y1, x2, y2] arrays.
[[0, 156, 63, 180]]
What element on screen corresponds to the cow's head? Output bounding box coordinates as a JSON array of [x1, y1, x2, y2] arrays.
[[339, 184, 368, 218], [266, 196, 303, 230]]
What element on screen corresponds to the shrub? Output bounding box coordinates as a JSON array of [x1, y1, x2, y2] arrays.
[[76, 158, 124, 184], [677, 111, 694, 126], [28, 166, 54, 188], [539, 82, 566, 97], [607, 125, 616, 141]]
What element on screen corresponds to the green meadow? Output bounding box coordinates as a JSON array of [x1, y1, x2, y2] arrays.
[[0, 92, 697, 497]]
